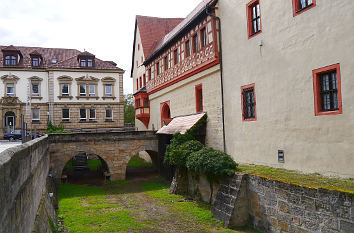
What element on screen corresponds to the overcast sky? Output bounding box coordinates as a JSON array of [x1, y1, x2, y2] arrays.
[[0, 0, 202, 94]]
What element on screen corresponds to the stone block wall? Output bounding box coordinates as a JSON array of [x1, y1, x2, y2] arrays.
[[212, 173, 354, 233], [0, 136, 56, 233]]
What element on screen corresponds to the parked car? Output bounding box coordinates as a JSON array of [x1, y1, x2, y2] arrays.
[[3, 130, 22, 141]]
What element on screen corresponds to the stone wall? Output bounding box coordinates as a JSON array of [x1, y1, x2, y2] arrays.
[[0, 136, 56, 233], [212, 173, 354, 233]]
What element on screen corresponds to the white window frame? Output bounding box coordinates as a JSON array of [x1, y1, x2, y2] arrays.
[[31, 83, 40, 97], [32, 108, 40, 121], [89, 84, 96, 96], [89, 108, 96, 120], [61, 83, 69, 96], [6, 83, 15, 97], [79, 84, 87, 96], [105, 108, 113, 120], [80, 108, 87, 121], [62, 108, 70, 121], [105, 84, 112, 97]]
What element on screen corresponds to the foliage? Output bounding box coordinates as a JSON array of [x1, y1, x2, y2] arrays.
[[45, 121, 68, 134], [64, 159, 102, 172], [127, 156, 152, 168], [185, 114, 207, 139], [163, 133, 194, 165], [238, 164, 354, 193], [187, 147, 238, 181], [164, 140, 204, 167], [124, 94, 135, 124]]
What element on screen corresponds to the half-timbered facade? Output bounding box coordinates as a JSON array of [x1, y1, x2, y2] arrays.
[[132, 0, 224, 150], [0, 45, 124, 135]]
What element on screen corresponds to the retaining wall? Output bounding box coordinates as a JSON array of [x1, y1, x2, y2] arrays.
[[0, 136, 56, 233]]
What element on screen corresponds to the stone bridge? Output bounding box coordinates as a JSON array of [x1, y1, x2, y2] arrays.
[[48, 131, 159, 181]]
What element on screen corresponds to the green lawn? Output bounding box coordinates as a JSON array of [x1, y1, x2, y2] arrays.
[[57, 177, 257, 233], [127, 156, 152, 168], [238, 164, 354, 193], [64, 159, 102, 172]]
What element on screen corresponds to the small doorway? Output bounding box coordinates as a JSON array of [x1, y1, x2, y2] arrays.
[[5, 111, 16, 133]]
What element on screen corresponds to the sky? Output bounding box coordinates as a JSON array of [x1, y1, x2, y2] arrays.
[[0, 0, 202, 94]]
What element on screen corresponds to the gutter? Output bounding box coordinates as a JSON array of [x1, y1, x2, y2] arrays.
[[205, 0, 226, 153]]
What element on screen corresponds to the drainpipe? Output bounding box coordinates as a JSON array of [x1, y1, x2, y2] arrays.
[[205, 1, 226, 153]]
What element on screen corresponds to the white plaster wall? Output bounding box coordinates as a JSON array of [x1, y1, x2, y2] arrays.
[[0, 70, 48, 103], [132, 25, 149, 130], [148, 66, 224, 151], [219, 0, 354, 177], [53, 71, 121, 103]]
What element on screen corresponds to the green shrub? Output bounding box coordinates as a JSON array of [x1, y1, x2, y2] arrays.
[[46, 121, 68, 134], [186, 147, 238, 181], [164, 133, 194, 165], [164, 140, 204, 167]]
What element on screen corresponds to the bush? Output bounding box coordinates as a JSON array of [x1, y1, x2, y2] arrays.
[[164, 140, 204, 167], [164, 133, 194, 165], [46, 121, 68, 134], [186, 147, 238, 181]]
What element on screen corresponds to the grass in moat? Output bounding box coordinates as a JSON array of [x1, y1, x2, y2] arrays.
[[64, 159, 102, 172], [58, 177, 258, 233], [127, 156, 152, 168], [238, 164, 354, 193]]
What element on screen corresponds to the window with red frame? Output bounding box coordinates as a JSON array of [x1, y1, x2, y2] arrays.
[[164, 56, 168, 71], [241, 84, 256, 121], [195, 84, 203, 113], [139, 76, 142, 88], [185, 40, 191, 57], [136, 79, 138, 90], [173, 49, 179, 65], [143, 74, 146, 86], [313, 64, 342, 116], [247, 0, 261, 38], [148, 68, 152, 81], [292, 0, 316, 16], [4, 55, 17, 66], [192, 34, 199, 53], [156, 61, 160, 75], [200, 28, 207, 48]]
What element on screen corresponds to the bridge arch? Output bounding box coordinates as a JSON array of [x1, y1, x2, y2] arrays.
[[49, 131, 159, 181]]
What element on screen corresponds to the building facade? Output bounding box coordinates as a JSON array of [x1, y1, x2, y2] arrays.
[[0, 45, 124, 135], [219, 0, 354, 177], [131, 0, 224, 150]]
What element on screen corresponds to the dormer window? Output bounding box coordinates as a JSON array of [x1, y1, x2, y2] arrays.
[[78, 51, 95, 68], [4, 55, 17, 66]]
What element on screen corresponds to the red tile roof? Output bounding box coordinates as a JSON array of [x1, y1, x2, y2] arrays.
[[0, 45, 123, 71], [136, 16, 184, 59]]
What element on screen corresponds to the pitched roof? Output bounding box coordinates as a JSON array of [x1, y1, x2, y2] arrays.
[[0, 45, 123, 71], [136, 16, 184, 58], [144, 0, 216, 65], [156, 112, 206, 135], [131, 16, 184, 77]]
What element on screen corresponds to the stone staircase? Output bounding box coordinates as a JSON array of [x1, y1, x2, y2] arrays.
[[212, 173, 248, 227]]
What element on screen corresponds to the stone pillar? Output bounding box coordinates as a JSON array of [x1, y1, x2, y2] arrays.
[[48, 71, 54, 123], [119, 74, 124, 103]]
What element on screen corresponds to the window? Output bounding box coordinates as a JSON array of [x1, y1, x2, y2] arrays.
[[32, 108, 40, 121], [156, 61, 160, 75], [292, 0, 316, 16], [143, 74, 146, 86], [139, 76, 142, 88], [32, 57, 40, 67], [80, 58, 94, 67], [241, 84, 256, 121], [79, 84, 86, 96], [89, 108, 96, 120], [105, 84, 112, 96], [105, 108, 113, 120], [89, 84, 95, 96], [313, 64, 342, 116], [148, 69, 152, 81], [6, 83, 15, 97], [192, 34, 199, 53], [136, 78, 139, 90], [144, 98, 149, 107], [61, 83, 69, 96], [62, 109, 70, 121], [201, 28, 207, 48], [32, 83, 40, 96], [195, 84, 203, 113], [4, 55, 17, 66], [247, 0, 261, 38], [185, 40, 191, 57], [80, 108, 87, 121], [164, 56, 168, 71], [174, 49, 179, 65]]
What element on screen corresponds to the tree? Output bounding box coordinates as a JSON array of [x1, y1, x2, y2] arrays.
[[124, 94, 135, 124]]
